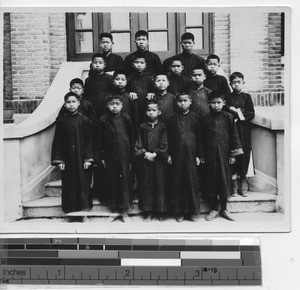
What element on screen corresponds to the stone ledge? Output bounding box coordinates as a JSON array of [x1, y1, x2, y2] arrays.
[[251, 106, 285, 130]]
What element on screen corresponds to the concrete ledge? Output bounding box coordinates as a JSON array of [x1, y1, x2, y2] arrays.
[[251, 106, 285, 130]]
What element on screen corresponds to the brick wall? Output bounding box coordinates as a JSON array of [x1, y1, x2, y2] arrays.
[[3, 13, 13, 101], [213, 13, 231, 78], [49, 13, 67, 82]]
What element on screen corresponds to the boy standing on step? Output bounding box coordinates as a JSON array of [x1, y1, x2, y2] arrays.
[[51, 92, 94, 220], [199, 91, 243, 221]]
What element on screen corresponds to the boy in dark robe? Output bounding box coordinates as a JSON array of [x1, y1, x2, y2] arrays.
[[51, 92, 94, 220], [189, 67, 211, 118], [200, 91, 243, 222], [226, 72, 255, 197], [167, 58, 192, 96], [203, 54, 231, 98], [84, 53, 113, 118], [99, 32, 124, 74], [127, 56, 155, 129], [153, 74, 176, 123], [163, 32, 206, 77], [167, 93, 201, 222], [98, 95, 134, 222], [135, 100, 168, 222], [123, 30, 162, 79]]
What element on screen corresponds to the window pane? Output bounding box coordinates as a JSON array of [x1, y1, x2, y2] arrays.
[[75, 13, 92, 29], [111, 13, 130, 30], [148, 13, 167, 29], [186, 12, 203, 26], [149, 32, 168, 51], [75, 32, 93, 53], [111, 33, 131, 52], [186, 28, 203, 49]]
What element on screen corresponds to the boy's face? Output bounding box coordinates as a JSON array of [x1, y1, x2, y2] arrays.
[[230, 77, 245, 93], [99, 37, 113, 53], [191, 69, 206, 85], [146, 103, 161, 121], [132, 58, 146, 73], [154, 75, 169, 91], [69, 83, 84, 98], [107, 98, 123, 115], [210, 97, 225, 112], [64, 96, 80, 113], [91, 57, 106, 72], [206, 58, 220, 75], [181, 38, 195, 53], [113, 74, 127, 90], [170, 60, 184, 76], [135, 35, 148, 51], [177, 94, 192, 112]]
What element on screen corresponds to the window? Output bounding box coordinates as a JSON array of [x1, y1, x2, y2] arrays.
[[66, 12, 212, 61]]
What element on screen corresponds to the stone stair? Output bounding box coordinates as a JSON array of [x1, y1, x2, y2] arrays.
[[22, 180, 278, 219]]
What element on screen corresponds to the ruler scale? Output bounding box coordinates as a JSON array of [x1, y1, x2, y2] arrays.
[[0, 238, 261, 286]]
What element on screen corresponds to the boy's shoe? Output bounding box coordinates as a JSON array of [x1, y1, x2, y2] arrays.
[[176, 215, 184, 222], [120, 213, 130, 223], [143, 213, 152, 222], [157, 212, 165, 222], [220, 210, 235, 221], [239, 178, 248, 197], [205, 210, 219, 221], [189, 214, 198, 222], [231, 179, 238, 197]]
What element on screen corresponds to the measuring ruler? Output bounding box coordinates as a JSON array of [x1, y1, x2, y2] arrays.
[[0, 237, 261, 286]]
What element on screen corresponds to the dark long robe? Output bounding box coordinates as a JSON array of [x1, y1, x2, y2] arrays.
[[163, 52, 206, 77], [225, 91, 255, 177], [203, 74, 231, 98], [167, 111, 200, 215], [83, 69, 113, 118], [167, 73, 192, 96], [135, 122, 168, 212], [154, 92, 176, 124], [98, 113, 134, 213], [123, 49, 162, 78], [51, 112, 94, 213], [199, 109, 243, 211], [189, 86, 211, 117], [102, 53, 124, 72]]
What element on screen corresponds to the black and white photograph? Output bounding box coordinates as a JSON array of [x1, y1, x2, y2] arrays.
[[1, 4, 291, 234]]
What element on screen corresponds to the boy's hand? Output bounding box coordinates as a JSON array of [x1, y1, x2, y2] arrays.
[[129, 163, 132, 170], [58, 163, 65, 171], [144, 152, 156, 162], [167, 155, 172, 165], [146, 93, 155, 100], [84, 161, 92, 169], [200, 157, 205, 164], [101, 160, 106, 168], [229, 157, 236, 165], [129, 92, 138, 100], [196, 157, 200, 166]]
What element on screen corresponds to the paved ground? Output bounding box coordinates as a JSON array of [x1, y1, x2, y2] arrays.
[[0, 212, 289, 234]]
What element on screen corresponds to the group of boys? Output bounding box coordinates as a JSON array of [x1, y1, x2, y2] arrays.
[[51, 30, 255, 223]]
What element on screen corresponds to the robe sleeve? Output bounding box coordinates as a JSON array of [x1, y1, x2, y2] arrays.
[[135, 126, 147, 156], [153, 124, 168, 159], [153, 53, 162, 75], [222, 76, 232, 98], [51, 119, 65, 165], [83, 117, 94, 162], [241, 93, 255, 121], [124, 114, 135, 161], [229, 115, 244, 157], [97, 117, 106, 162]]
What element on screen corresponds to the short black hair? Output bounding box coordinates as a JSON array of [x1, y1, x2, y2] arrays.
[[64, 92, 79, 102], [99, 32, 113, 42], [208, 90, 225, 101], [132, 55, 147, 63], [206, 54, 220, 64], [135, 30, 148, 39], [105, 94, 123, 104], [181, 32, 195, 42], [154, 73, 169, 81], [146, 98, 160, 109], [191, 66, 207, 75], [170, 57, 183, 66], [176, 92, 192, 100], [230, 72, 245, 82], [69, 78, 84, 88], [113, 69, 127, 79], [92, 53, 105, 62]]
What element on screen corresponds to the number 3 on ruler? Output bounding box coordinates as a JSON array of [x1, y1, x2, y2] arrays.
[[194, 269, 201, 277]]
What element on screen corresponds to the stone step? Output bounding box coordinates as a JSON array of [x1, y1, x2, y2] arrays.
[[45, 180, 62, 197], [22, 191, 277, 218]]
